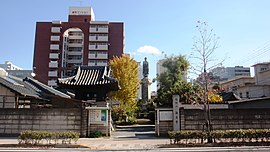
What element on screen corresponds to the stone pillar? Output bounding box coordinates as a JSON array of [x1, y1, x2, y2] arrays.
[[173, 95, 180, 131], [141, 57, 150, 111]]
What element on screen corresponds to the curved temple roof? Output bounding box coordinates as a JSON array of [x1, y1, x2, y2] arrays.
[[58, 66, 119, 91]]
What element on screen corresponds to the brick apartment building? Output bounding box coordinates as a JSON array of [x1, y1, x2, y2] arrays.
[[33, 7, 124, 86]]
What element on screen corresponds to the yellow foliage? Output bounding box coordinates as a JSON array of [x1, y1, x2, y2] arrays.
[[208, 91, 223, 103], [109, 55, 140, 114]]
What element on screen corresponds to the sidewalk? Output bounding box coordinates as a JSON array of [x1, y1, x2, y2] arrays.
[[78, 137, 170, 150], [0, 136, 170, 150]]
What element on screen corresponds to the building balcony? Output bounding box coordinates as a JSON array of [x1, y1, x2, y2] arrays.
[[49, 62, 58, 68], [88, 44, 108, 50], [50, 36, 60, 41], [52, 20, 61, 24], [48, 80, 57, 86], [89, 27, 108, 33], [48, 71, 58, 77], [68, 51, 82, 56], [89, 35, 108, 42], [88, 53, 108, 59], [69, 35, 83, 39], [51, 27, 61, 33], [88, 60, 108, 66], [49, 53, 59, 59], [88, 62, 96, 66], [68, 43, 83, 47], [50, 44, 59, 50], [96, 61, 108, 66], [67, 59, 83, 64], [90, 21, 109, 25]]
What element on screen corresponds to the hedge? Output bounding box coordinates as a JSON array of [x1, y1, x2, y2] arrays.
[[168, 129, 270, 144], [18, 130, 80, 145]]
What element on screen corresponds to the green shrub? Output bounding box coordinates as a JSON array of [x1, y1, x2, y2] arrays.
[[18, 130, 80, 145], [90, 131, 103, 138], [168, 129, 270, 144]]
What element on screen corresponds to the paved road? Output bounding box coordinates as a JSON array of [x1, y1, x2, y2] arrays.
[[1, 146, 270, 152]]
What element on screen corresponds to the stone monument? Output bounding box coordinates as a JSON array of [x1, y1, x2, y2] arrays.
[[141, 57, 150, 111]]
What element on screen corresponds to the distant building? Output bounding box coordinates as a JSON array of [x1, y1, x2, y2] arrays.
[[0, 61, 32, 78], [137, 62, 143, 100], [33, 6, 124, 87], [220, 77, 255, 94], [0, 61, 22, 70], [220, 62, 270, 99], [6, 70, 33, 79], [210, 66, 250, 81], [156, 59, 167, 80], [253, 62, 270, 85]]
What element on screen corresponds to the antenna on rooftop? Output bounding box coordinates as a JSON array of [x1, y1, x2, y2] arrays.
[[79, 0, 82, 6]]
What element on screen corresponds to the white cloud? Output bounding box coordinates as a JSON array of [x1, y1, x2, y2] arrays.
[[137, 45, 161, 55]]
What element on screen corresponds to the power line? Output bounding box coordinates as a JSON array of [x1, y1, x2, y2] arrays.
[[234, 40, 270, 65]]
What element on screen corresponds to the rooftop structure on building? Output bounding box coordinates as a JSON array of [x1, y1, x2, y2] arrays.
[[252, 62, 270, 85], [0, 61, 33, 78], [33, 6, 124, 87], [0, 61, 23, 70]]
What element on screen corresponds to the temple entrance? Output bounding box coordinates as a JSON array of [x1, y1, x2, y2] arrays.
[[111, 119, 155, 139]]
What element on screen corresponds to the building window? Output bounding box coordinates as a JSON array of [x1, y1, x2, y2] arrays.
[[239, 92, 242, 98], [246, 92, 249, 99]]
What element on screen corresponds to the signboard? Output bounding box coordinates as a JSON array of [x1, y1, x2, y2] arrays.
[[101, 110, 107, 121], [173, 95, 180, 131], [159, 111, 173, 121], [69, 7, 92, 15], [89, 109, 107, 124]]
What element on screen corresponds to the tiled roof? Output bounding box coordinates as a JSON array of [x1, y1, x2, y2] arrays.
[[24, 77, 71, 99], [58, 66, 119, 90], [0, 76, 40, 99], [0, 75, 71, 99]]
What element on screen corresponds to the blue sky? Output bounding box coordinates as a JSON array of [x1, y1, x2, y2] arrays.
[[1, 0, 270, 90]]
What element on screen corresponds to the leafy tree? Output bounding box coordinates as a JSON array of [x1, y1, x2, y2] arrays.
[[109, 55, 140, 123], [155, 55, 201, 106]]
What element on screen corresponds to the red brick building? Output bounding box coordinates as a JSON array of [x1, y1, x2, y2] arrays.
[[33, 7, 124, 86]]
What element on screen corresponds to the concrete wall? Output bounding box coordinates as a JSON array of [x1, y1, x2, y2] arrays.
[[254, 63, 270, 85], [0, 108, 81, 136], [238, 85, 270, 99]]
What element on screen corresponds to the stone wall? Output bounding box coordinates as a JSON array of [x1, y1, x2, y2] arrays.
[[156, 108, 270, 136], [155, 121, 173, 135], [183, 109, 270, 130], [0, 108, 81, 136]]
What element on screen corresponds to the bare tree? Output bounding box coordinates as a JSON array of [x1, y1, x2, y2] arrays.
[[191, 21, 223, 142]]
